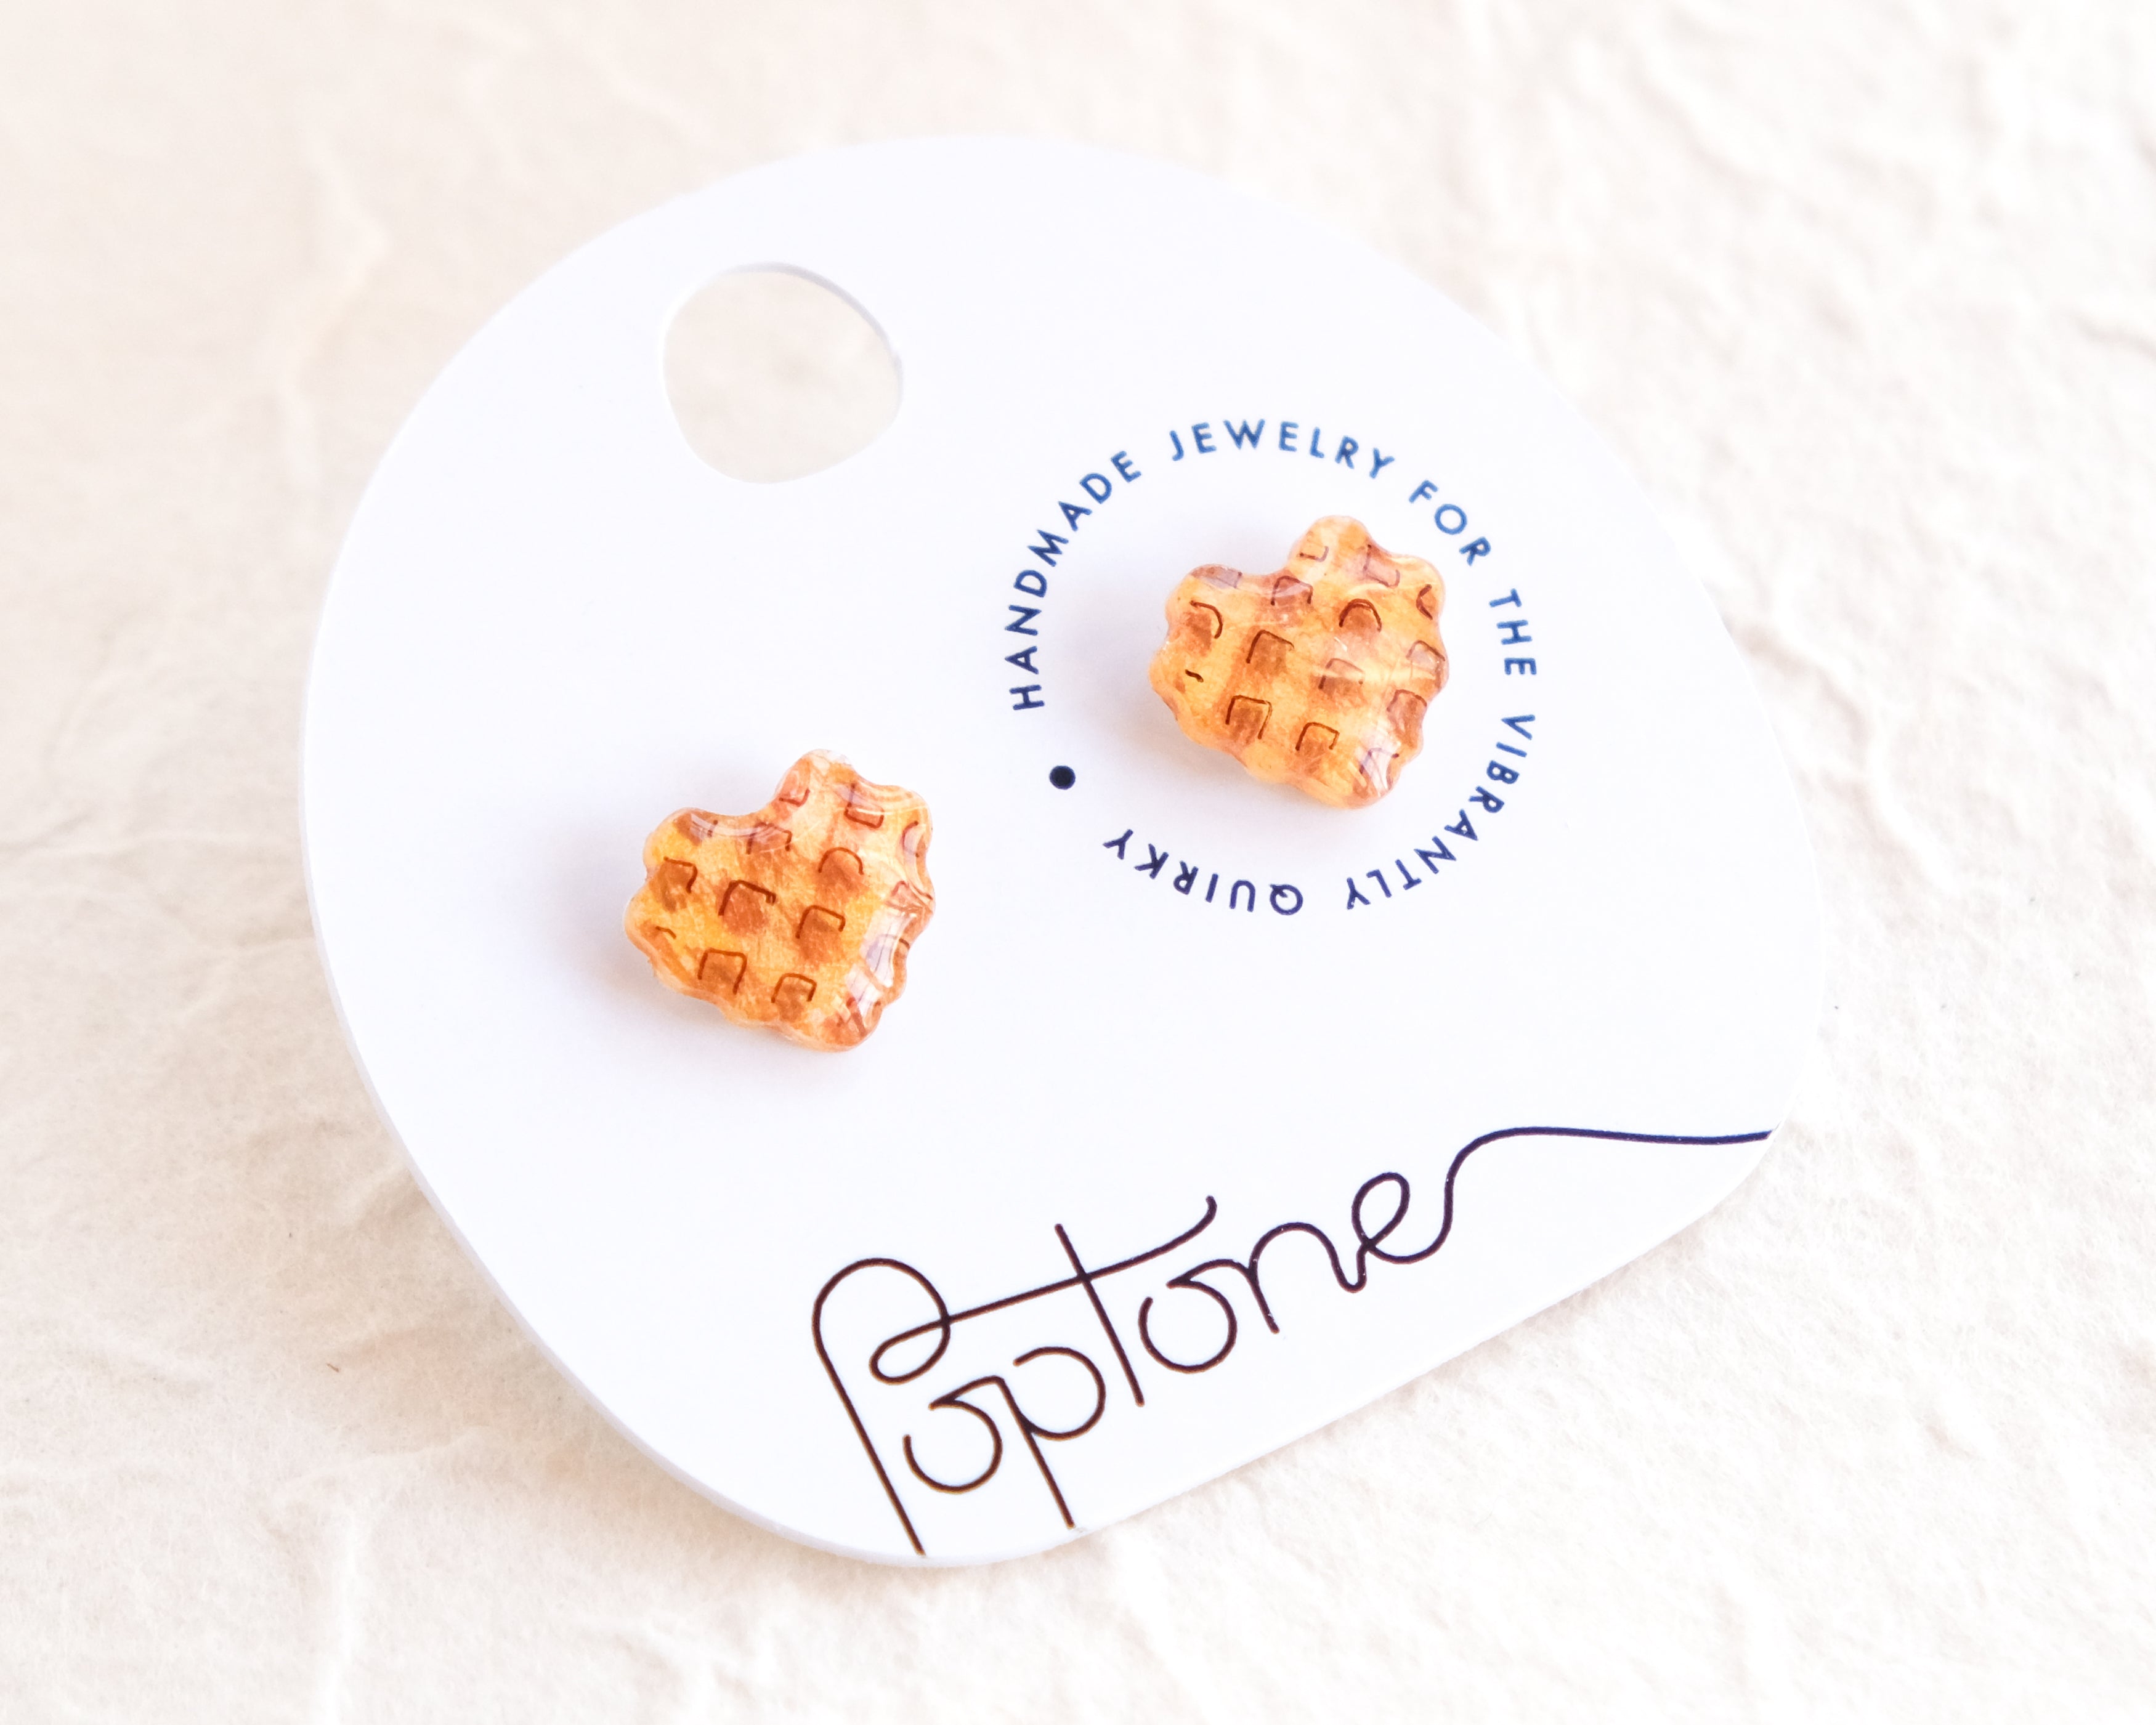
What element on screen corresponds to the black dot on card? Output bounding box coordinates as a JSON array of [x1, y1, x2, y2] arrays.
[[1048, 765, 1076, 790]]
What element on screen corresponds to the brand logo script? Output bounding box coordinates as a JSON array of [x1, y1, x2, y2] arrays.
[[813, 1125, 1768, 1557]]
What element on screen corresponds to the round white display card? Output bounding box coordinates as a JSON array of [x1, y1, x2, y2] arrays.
[[304, 139, 1819, 1564]]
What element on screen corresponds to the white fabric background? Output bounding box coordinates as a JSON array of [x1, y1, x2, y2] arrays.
[[4, 2, 2152, 1717]]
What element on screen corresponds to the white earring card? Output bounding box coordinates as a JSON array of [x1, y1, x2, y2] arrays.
[[303, 138, 1820, 1564]]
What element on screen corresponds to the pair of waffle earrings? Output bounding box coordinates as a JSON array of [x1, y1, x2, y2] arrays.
[[626, 516, 1449, 1049]]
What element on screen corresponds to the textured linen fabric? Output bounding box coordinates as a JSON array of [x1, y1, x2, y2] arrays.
[[3, 2, 2153, 1717]]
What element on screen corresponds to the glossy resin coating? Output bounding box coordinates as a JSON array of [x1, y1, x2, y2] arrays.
[[1148, 517, 1449, 807], [626, 752, 934, 1049]]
